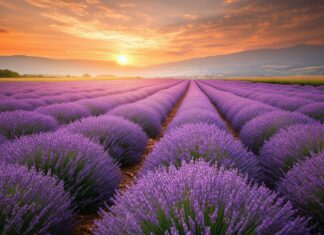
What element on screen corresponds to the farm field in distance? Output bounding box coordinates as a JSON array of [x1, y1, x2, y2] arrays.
[[0, 77, 323, 234]]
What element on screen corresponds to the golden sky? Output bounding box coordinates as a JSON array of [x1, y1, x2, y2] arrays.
[[1, 0, 324, 66]]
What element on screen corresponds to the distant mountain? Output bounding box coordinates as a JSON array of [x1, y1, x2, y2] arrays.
[[1, 44, 324, 77], [138, 44, 324, 77]]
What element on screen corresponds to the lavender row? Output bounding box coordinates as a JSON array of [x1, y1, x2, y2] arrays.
[[203, 80, 311, 111], [108, 81, 189, 138], [0, 79, 174, 113], [208, 80, 324, 102], [203, 80, 324, 122], [65, 81, 189, 165], [0, 79, 165, 98], [0, 81, 180, 140], [166, 81, 226, 132], [141, 81, 259, 179], [95, 161, 310, 234], [198, 82, 315, 152]]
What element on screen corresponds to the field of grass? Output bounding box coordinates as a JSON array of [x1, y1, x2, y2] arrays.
[[224, 75, 324, 86]]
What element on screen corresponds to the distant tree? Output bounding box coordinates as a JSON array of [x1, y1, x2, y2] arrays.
[[0, 69, 20, 78], [83, 73, 91, 78]]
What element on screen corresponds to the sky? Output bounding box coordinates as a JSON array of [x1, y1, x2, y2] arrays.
[[0, 0, 324, 66]]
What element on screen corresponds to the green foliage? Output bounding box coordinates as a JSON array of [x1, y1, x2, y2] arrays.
[[0, 69, 20, 78], [140, 198, 238, 235]]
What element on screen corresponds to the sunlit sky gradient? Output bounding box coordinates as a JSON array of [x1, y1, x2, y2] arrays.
[[1, 0, 324, 66]]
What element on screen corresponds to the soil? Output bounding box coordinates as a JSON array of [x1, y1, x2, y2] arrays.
[[73, 83, 189, 235]]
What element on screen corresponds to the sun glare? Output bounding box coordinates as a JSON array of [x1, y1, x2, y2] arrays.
[[117, 54, 128, 65]]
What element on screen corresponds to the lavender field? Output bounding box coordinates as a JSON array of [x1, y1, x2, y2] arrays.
[[0, 78, 323, 235]]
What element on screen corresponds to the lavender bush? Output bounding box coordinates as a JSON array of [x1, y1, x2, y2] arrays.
[[0, 134, 6, 145], [95, 161, 309, 234], [35, 102, 91, 124], [278, 153, 324, 231], [142, 123, 260, 180], [66, 115, 148, 165], [260, 123, 324, 187], [297, 102, 324, 123], [109, 104, 162, 138], [0, 163, 75, 234], [0, 110, 58, 139], [240, 111, 315, 153], [167, 109, 226, 132], [0, 99, 32, 112], [232, 104, 276, 132], [0, 131, 122, 212]]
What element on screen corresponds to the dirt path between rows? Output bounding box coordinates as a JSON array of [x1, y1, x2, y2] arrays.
[[74, 83, 189, 235]]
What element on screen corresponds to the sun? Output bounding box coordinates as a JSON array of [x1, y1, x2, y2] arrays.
[[117, 54, 128, 65]]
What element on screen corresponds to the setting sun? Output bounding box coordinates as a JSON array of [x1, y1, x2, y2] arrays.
[[117, 54, 128, 65]]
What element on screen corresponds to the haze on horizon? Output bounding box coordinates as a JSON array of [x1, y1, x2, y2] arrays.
[[0, 0, 324, 67]]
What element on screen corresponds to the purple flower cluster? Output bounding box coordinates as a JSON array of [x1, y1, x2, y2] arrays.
[[95, 161, 309, 234], [0, 110, 58, 139], [0, 99, 32, 112], [232, 104, 277, 131], [109, 104, 162, 138], [298, 102, 324, 123], [77, 81, 177, 116], [0, 134, 5, 145], [198, 82, 275, 130], [202, 80, 321, 112], [278, 153, 324, 231], [167, 81, 226, 132], [0, 131, 122, 212], [35, 102, 92, 124], [260, 123, 324, 187], [142, 123, 260, 180], [138, 82, 189, 122], [109, 82, 188, 137], [240, 111, 315, 153], [66, 115, 148, 165], [0, 163, 75, 234]]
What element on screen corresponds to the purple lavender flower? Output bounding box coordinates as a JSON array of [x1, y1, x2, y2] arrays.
[[109, 104, 162, 138], [0, 110, 58, 139], [0, 99, 32, 112], [232, 104, 276, 132], [240, 111, 315, 153], [278, 153, 324, 231], [297, 102, 324, 123], [260, 123, 324, 187], [0, 163, 75, 234], [66, 115, 148, 165], [167, 109, 226, 132], [0, 134, 6, 145], [167, 81, 226, 131], [142, 123, 260, 180], [272, 97, 311, 111], [0, 131, 122, 212], [35, 102, 91, 124], [78, 96, 121, 115], [94, 161, 309, 234]]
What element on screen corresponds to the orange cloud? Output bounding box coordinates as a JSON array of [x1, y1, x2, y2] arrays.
[[0, 0, 323, 66]]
